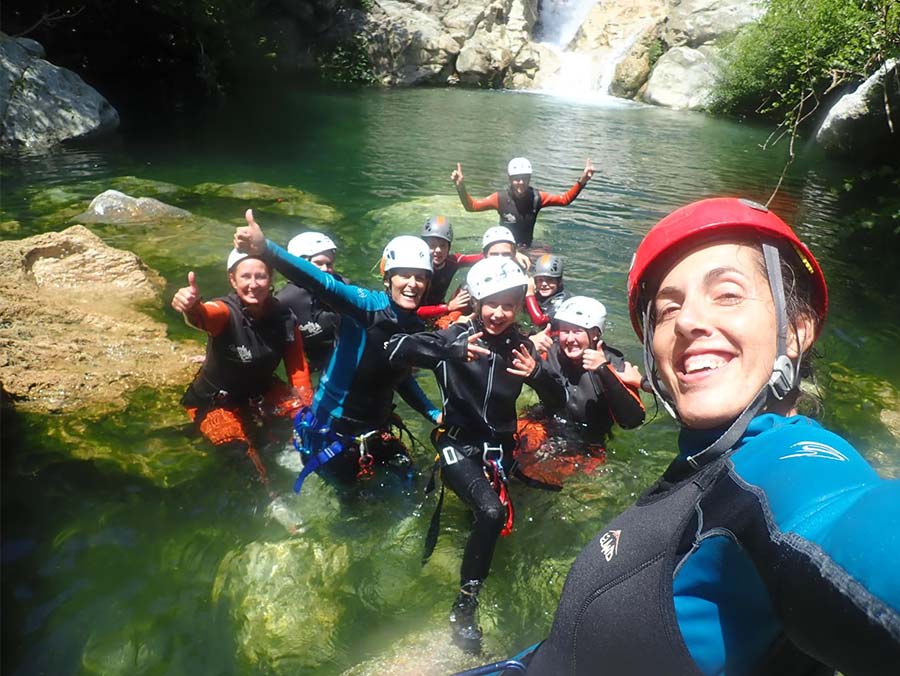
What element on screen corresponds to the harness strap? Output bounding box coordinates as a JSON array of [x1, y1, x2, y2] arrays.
[[293, 439, 344, 493]]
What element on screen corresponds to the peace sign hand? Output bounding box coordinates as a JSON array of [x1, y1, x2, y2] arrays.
[[507, 345, 538, 378]]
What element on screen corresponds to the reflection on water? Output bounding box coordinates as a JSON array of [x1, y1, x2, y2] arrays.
[[2, 88, 898, 675]]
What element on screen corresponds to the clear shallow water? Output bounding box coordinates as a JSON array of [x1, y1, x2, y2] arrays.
[[2, 88, 898, 675]]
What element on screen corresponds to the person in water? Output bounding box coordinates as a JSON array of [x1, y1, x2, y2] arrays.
[[451, 157, 594, 247], [387, 257, 566, 654], [234, 210, 441, 492], [481, 225, 531, 271], [276, 230, 346, 372], [516, 295, 644, 486], [416, 215, 479, 322], [172, 249, 314, 485], [515, 198, 900, 675], [524, 253, 570, 329]]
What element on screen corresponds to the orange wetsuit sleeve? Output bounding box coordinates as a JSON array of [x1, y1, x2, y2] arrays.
[[456, 183, 500, 212], [184, 300, 230, 336], [525, 295, 550, 327], [538, 180, 586, 207], [284, 326, 313, 397], [452, 252, 484, 265], [417, 303, 450, 319]]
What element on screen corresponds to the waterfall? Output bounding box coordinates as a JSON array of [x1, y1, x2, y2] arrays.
[[536, 0, 601, 49], [535, 0, 649, 100]]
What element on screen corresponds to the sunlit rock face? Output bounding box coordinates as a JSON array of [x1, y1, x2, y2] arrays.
[[643, 45, 722, 110], [662, 0, 765, 48], [0, 33, 119, 153], [0, 225, 196, 413], [816, 59, 900, 161]]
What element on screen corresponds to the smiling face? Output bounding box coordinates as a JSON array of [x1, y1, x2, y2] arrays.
[[425, 236, 450, 268], [509, 174, 530, 197], [229, 258, 271, 314], [557, 321, 594, 360], [479, 288, 523, 335], [534, 276, 559, 299], [650, 241, 784, 429], [388, 269, 429, 310], [308, 250, 335, 273]]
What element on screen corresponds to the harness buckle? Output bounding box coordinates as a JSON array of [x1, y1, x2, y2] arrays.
[[483, 442, 504, 466]]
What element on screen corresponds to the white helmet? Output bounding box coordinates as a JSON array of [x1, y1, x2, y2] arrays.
[[382, 235, 433, 274], [554, 296, 607, 333], [227, 249, 249, 272], [507, 157, 533, 177], [287, 231, 337, 258], [482, 225, 517, 252], [467, 257, 528, 300]]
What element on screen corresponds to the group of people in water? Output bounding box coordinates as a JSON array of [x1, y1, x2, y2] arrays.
[[172, 158, 899, 675]]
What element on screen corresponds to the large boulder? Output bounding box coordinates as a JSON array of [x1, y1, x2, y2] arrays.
[[359, 0, 538, 88], [0, 33, 119, 152], [816, 59, 900, 159], [0, 226, 196, 412], [663, 0, 765, 48], [642, 45, 721, 110], [363, 0, 460, 86], [610, 22, 664, 98], [76, 190, 192, 224]]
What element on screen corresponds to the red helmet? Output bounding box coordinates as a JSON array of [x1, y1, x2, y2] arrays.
[[627, 197, 828, 340]]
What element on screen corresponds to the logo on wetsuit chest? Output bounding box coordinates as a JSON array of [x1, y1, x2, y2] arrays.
[[234, 345, 253, 363], [599, 529, 622, 562], [779, 441, 848, 462], [299, 321, 323, 337], [503, 213, 517, 224]]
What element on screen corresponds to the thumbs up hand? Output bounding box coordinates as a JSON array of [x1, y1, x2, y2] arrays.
[[172, 271, 201, 313]]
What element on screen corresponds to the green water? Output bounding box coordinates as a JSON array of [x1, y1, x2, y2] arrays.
[[2, 88, 899, 675]]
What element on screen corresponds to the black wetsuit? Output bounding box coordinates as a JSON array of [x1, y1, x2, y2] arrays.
[[276, 273, 347, 372], [387, 318, 565, 581], [540, 342, 644, 445]]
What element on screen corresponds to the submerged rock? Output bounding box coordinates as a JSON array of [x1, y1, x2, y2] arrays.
[[77, 189, 192, 224], [0, 33, 119, 152], [0, 225, 197, 412], [367, 194, 497, 250], [339, 627, 490, 676], [212, 539, 351, 672], [191, 181, 340, 224]]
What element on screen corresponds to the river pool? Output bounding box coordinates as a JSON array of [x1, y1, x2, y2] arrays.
[[2, 87, 898, 675]]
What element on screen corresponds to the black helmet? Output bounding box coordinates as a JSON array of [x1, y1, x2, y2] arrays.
[[533, 254, 563, 278], [422, 215, 453, 243]]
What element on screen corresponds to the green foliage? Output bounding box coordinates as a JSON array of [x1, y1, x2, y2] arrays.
[[318, 34, 378, 85], [647, 38, 665, 72], [712, 0, 900, 127]]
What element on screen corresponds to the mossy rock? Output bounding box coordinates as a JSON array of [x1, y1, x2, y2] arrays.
[[212, 538, 351, 673], [191, 181, 341, 225], [366, 194, 497, 252], [0, 219, 21, 235]]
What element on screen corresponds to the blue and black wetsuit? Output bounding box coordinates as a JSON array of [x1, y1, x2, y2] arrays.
[[525, 413, 900, 675], [264, 241, 440, 483]]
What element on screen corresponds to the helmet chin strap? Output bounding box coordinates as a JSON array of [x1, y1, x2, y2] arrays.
[[643, 242, 801, 469]]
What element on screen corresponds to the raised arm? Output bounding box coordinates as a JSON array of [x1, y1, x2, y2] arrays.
[[537, 158, 595, 207], [171, 271, 230, 335], [452, 162, 500, 212], [387, 324, 474, 370], [235, 209, 388, 323]]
